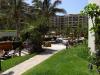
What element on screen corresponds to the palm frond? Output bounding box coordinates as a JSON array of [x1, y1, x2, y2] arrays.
[[52, 8, 66, 14], [32, 0, 42, 8], [52, 0, 61, 8]]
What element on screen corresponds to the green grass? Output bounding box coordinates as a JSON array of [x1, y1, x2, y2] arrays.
[[1, 53, 36, 72], [23, 44, 98, 75]]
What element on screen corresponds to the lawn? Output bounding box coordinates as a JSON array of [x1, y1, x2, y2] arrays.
[[23, 44, 98, 75], [1, 53, 36, 72]]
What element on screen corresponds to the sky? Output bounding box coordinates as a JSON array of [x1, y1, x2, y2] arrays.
[[25, 0, 88, 14]]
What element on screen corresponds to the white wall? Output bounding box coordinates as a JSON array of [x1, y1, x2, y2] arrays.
[[88, 18, 95, 53], [88, 0, 100, 53]]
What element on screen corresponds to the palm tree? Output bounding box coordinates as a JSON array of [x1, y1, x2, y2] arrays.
[[28, 0, 66, 51], [32, 0, 66, 22], [0, 0, 9, 29], [32, 0, 66, 36], [2, 0, 32, 37], [7, 0, 24, 37]]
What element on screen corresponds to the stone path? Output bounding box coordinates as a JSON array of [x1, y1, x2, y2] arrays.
[[1, 44, 66, 75]]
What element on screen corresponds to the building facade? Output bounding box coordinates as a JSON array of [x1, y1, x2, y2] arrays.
[[50, 14, 88, 34]]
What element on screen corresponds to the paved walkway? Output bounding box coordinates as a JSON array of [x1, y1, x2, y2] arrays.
[[1, 44, 66, 75]]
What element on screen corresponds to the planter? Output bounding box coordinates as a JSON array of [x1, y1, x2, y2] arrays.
[[44, 41, 51, 47]]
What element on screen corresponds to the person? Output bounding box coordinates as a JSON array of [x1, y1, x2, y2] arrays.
[[66, 40, 69, 49]]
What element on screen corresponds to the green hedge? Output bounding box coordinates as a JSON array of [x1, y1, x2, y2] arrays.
[[1, 53, 36, 72]]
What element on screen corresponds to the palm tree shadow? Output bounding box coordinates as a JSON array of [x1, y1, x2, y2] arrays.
[[2, 71, 14, 75], [40, 49, 57, 55]]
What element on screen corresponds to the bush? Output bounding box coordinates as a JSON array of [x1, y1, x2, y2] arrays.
[[21, 32, 30, 42], [20, 28, 43, 53]]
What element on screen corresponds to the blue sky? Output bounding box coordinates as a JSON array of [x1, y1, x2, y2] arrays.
[[25, 0, 88, 14]]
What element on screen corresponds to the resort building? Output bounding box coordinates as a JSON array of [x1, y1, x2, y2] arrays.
[[50, 14, 88, 34]]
